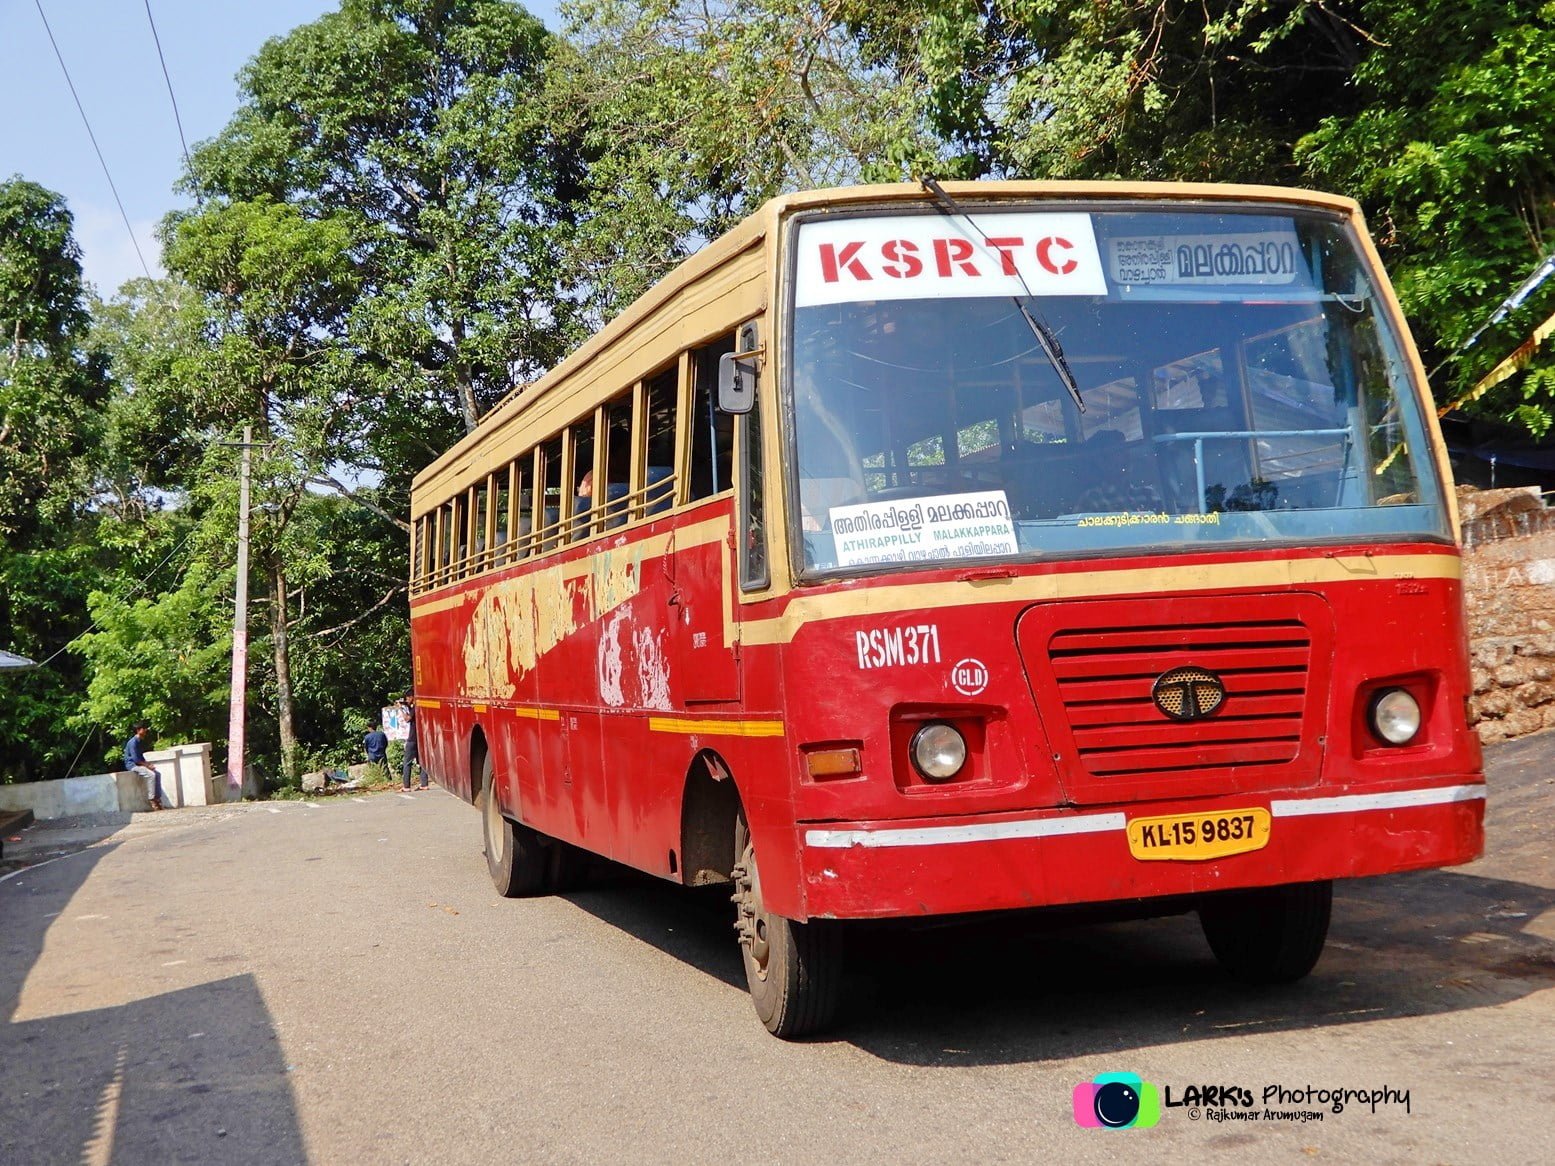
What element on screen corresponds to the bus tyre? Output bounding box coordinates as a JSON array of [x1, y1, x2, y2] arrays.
[[1199, 880, 1332, 985], [547, 839, 586, 893], [732, 815, 843, 1038], [481, 758, 548, 898]]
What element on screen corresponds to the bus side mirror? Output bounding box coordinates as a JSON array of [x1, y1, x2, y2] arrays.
[[718, 322, 761, 415]]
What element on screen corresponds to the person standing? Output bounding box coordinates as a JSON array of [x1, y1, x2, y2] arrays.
[[124, 722, 164, 811], [401, 695, 427, 790], [363, 721, 390, 781]]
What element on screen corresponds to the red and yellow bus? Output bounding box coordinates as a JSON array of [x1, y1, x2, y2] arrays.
[[408, 181, 1484, 1037]]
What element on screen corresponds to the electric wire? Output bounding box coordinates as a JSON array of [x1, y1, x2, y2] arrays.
[[142, 0, 201, 205], [33, 523, 201, 672], [32, 0, 153, 279]]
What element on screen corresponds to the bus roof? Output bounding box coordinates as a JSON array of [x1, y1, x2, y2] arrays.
[[410, 180, 1363, 497]]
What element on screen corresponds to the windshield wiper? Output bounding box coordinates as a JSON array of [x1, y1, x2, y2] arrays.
[[918, 175, 1085, 414]]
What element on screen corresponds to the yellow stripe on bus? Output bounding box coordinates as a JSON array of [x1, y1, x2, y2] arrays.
[[515, 706, 562, 721], [648, 717, 785, 738], [739, 552, 1462, 646], [416, 699, 441, 709]]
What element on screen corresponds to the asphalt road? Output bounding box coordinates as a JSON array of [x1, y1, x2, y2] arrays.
[[3, 735, 1553, 1165]]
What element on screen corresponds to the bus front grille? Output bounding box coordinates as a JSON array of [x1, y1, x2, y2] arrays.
[[1047, 619, 1313, 778]]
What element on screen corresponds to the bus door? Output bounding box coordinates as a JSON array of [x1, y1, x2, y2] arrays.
[[667, 527, 740, 704], [673, 333, 742, 705]]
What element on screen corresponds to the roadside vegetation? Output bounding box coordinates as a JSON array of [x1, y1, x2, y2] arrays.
[[3, 0, 1552, 789]]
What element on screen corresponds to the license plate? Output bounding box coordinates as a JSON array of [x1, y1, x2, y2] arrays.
[[1127, 808, 1271, 861]]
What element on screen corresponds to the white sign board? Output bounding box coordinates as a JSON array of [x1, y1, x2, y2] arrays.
[[382, 704, 410, 742], [828, 491, 1019, 567], [1105, 230, 1306, 287], [795, 213, 1106, 307]]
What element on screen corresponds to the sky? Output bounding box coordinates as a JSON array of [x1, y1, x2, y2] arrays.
[[1, 1, 558, 297]]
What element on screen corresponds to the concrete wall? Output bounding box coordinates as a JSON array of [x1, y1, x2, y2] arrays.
[[0, 742, 228, 819], [0, 772, 127, 819], [144, 742, 220, 808], [1460, 487, 1555, 744]]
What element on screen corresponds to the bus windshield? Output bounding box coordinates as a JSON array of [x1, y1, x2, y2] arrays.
[[789, 205, 1448, 572]]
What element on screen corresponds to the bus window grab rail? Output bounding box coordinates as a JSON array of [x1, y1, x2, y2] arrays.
[[1151, 428, 1352, 512], [412, 472, 681, 594]]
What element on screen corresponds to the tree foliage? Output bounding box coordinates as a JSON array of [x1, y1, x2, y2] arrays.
[[1297, 0, 1555, 432], [6, 0, 1555, 785], [0, 179, 113, 781], [191, 0, 582, 435]]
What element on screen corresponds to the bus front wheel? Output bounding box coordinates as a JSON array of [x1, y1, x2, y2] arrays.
[[1199, 880, 1332, 984], [732, 815, 843, 1038], [481, 754, 548, 897]]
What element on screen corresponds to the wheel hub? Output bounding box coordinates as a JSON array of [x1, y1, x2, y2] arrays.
[[485, 788, 505, 863], [731, 842, 771, 978]]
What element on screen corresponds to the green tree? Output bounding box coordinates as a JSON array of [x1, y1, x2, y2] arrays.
[[551, 0, 923, 314], [190, 0, 581, 436], [0, 178, 110, 538], [0, 178, 113, 782], [1298, 0, 1555, 433], [155, 197, 363, 780], [564, 1, 1555, 433], [157, 1, 601, 781]]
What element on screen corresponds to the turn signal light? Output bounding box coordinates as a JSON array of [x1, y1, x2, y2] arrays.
[[804, 748, 862, 780]]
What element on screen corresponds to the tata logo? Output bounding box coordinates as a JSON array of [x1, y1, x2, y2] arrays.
[[817, 235, 1079, 284], [1151, 666, 1226, 722]]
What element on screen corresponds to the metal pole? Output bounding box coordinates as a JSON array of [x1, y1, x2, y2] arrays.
[[225, 425, 253, 793]]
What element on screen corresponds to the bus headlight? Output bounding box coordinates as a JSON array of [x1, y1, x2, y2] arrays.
[[910, 722, 967, 781], [1370, 688, 1421, 746]]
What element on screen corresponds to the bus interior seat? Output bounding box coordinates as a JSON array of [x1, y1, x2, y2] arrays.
[[801, 476, 867, 527], [1069, 430, 1165, 514], [645, 465, 674, 515], [604, 481, 631, 528]]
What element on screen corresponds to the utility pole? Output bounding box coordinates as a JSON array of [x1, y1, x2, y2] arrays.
[[225, 426, 254, 794]]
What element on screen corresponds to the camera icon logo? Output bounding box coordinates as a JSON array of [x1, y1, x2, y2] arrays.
[[1072, 1072, 1161, 1129]]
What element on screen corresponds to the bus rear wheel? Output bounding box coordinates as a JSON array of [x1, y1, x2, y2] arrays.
[[1199, 880, 1332, 984], [481, 754, 548, 898], [731, 815, 843, 1038]]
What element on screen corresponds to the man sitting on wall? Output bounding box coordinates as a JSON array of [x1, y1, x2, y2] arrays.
[[124, 721, 165, 811]]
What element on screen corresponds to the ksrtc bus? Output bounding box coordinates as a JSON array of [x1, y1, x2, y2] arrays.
[[408, 181, 1485, 1037]]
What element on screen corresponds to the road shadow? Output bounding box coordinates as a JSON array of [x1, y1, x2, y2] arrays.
[[557, 735, 1555, 1063], [1, 844, 307, 1163], [562, 864, 747, 992], [561, 860, 1555, 1063]]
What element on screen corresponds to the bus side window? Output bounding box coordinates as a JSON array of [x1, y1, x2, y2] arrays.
[[471, 480, 488, 573], [491, 467, 509, 568], [689, 333, 736, 501], [434, 505, 447, 585], [602, 391, 633, 528], [409, 518, 421, 593], [453, 494, 469, 578], [513, 453, 534, 559], [739, 384, 768, 588], [539, 435, 563, 551], [643, 365, 678, 516], [570, 416, 597, 542]]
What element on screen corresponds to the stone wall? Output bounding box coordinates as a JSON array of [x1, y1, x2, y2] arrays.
[[1460, 486, 1555, 744]]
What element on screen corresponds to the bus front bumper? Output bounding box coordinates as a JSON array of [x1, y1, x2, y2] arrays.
[[796, 780, 1485, 920]]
